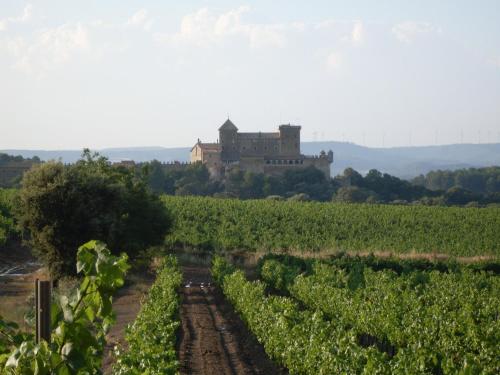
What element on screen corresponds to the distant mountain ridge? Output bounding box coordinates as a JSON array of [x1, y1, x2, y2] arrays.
[[2, 142, 500, 179]]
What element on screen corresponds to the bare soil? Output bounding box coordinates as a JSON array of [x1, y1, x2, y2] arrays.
[[0, 244, 45, 328], [178, 266, 286, 375]]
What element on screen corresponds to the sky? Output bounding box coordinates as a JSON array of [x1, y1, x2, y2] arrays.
[[1, 0, 499, 149]]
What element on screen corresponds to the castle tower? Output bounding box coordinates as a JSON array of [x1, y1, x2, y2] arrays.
[[219, 118, 239, 162], [279, 124, 301, 156]]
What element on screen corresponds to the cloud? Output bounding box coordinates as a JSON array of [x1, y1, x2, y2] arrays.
[[155, 6, 287, 48], [392, 21, 435, 43], [126, 9, 153, 31], [326, 52, 342, 72], [488, 57, 500, 68], [315, 19, 364, 45], [0, 4, 33, 31], [2, 22, 90, 76], [351, 21, 364, 44]]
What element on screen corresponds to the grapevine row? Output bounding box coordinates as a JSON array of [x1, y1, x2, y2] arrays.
[[114, 255, 182, 375], [259, 256, 500, 374], [163, 195, 500, 257], [212, 256, 440, 374]]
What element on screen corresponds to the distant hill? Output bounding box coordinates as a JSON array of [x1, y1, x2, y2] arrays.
[[301, 142, 500, 178], [3, 142, 500, 179]]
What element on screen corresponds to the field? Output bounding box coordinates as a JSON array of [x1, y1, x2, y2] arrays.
[[213, 254, 499, 374], [2, 194, 499, 374], [163, 195, 500, 257]]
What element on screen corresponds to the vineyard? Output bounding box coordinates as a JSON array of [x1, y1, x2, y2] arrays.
[[213, 255, 500, 374], [163, 195, 500, 257], [114, 256, 182, 374], [1, 192, 499, 374], [1, 245, 499, 374]]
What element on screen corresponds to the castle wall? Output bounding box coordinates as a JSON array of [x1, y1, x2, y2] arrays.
[[239, 157, 265, 174], [194, 121, 332, 180], [203, 151, 222, 179], [220, 128, 239, 161], [303, 156, 331, 178], [238, 135, 280, 158], [278, 125, 301, 157], [191, 144, 203, 162]]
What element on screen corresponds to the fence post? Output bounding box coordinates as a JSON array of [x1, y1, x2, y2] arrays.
[[35, 279, 51, 343]]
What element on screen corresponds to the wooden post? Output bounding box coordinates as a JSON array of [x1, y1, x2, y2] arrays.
[[35, 279, 51, 343]]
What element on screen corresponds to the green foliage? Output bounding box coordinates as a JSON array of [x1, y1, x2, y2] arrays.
[[443, 186, 480, 205], [164, 195, 500, 257], [0, 188, 18, 248], [212, 256, 394, 374], [334, 168, 436, 203], [0, 240, 129, 374], [258, 259, 302, 292], [413, 166, 500, 194], [0, 153, 41, 188], [16, 150, 172, 278], [0, 154, 40, 165], [260, 257, 500, 374], [140, 162, 334, 201], [333, 186, 378, 203], [211, 255, 235, 285], [141, 161, 221, 196], [113, 255, 182, 375]]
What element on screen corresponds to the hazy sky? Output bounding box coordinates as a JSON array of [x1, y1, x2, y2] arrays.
[[1, 0, 499, 149]]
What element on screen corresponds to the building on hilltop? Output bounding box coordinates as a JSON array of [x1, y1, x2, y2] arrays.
[[191, 119, 333, 179]]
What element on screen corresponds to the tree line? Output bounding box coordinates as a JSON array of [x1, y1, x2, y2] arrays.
[[139, 160, 500, 206], [2, 151, 500, 280]]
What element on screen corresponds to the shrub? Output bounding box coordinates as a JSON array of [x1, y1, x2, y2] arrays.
[[16, 151, 172, 279]]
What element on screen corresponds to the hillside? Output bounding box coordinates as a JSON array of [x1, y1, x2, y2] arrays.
[[3, 142, 500, 179]]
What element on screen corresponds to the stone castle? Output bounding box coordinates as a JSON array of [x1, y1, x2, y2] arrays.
[[191, 119, 333, 179]]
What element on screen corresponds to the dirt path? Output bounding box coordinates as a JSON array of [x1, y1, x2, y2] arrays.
[[178, 266, 286, 375]]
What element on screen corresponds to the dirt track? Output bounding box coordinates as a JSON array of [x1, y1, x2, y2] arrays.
[[178, 266, 286, 375]]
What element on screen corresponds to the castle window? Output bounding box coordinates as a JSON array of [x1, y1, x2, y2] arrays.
[[300, 160, 303, 164], [266, 160, 270, 164], [295, 160, 299, 164], [289, 160, 293, 164], [272, 160, 276, 164]]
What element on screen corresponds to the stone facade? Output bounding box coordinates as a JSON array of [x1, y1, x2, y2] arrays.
[[190, 119, 333, 179]]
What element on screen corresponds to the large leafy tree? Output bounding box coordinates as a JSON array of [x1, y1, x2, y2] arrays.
[[16, 150, 172, 278]]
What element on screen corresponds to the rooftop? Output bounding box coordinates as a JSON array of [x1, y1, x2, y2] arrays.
[[218, 118, 238, 131]]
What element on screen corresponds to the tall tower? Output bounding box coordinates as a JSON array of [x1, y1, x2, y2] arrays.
[[279, 124, 301, 156], [219, 119, 239, 161]]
